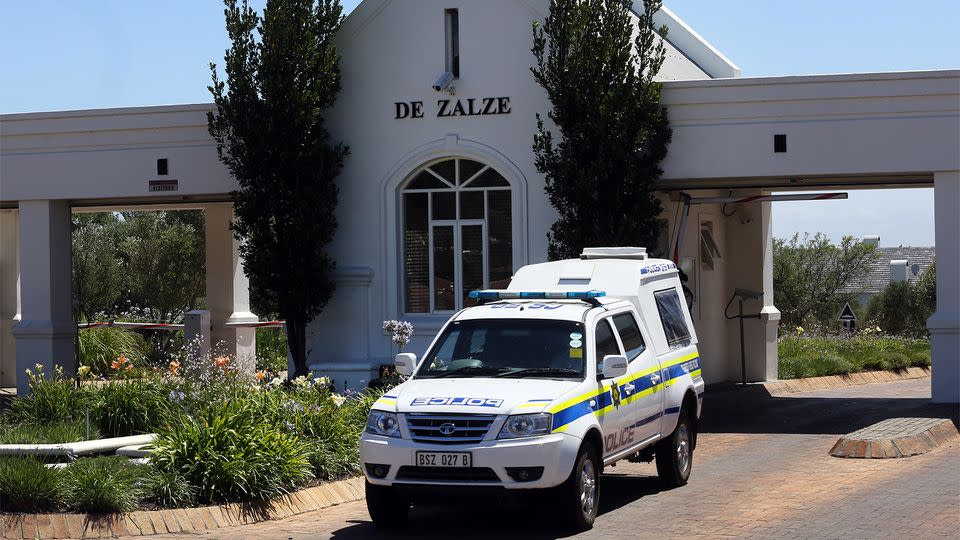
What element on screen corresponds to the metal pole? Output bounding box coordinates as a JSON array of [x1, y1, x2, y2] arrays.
[[739, 299, 747, 386]]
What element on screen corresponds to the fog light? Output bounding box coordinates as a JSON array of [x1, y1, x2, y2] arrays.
[[505, 466, 544, 482], [364, 463, 390, 479]]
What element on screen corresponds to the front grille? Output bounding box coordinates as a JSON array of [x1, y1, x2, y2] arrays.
[[405, 413, 496, 444], [396, 466, 500, 482]]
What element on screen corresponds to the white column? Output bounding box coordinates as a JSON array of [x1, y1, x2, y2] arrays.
[[204, 204, 257, 370], [758, 199, 781, 381], [12, 200, 75, 395], [930, 171, 960, 403], [0, 210, 21, 388], [723, 190, 779, 383]]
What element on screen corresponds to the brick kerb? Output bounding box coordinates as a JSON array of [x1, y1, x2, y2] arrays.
[[0, 476, 364, 539]]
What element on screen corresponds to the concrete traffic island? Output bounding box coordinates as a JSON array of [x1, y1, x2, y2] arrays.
[[0, 476, 364, 539], [830, 417, 959, 459]]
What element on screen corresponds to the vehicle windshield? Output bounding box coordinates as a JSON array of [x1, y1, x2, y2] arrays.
[[416, 319, 586, 379]]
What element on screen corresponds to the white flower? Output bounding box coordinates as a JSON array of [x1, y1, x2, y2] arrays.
[[314, 376, 331, 387], [292, 375, 309, 388], [267, 377, 283, 387], [329, 394, 347, 407]]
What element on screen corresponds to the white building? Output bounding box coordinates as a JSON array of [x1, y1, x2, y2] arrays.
[[1, 0, 958, 401]]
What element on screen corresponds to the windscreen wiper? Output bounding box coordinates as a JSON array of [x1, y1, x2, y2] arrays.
[[430, 366, 511, 378], [495, 367, 582, 378]]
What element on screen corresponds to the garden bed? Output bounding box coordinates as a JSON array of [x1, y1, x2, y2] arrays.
[[0, 361, 379, 517], [0, 476, 364, 539], [777, 333, 930, 380]]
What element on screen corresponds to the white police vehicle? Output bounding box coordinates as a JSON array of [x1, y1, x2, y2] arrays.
[[360, 248, 703, 531]]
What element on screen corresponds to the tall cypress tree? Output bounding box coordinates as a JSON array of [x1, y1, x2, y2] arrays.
[[208, 0, 348, 377], [532, 0, 672, 260]]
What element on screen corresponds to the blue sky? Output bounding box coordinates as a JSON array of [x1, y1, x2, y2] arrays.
[[2, 0, 956, 246]]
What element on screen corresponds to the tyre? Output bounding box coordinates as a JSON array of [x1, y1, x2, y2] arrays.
[[558, 444, 600, 532], [365, 479, 410, 528], [656, 408, 694, 487]]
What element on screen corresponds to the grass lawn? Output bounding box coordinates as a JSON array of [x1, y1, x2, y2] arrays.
[[778, 334, 931, 379]]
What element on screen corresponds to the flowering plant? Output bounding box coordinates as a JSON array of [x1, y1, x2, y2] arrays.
[[382, 320, 414, 352]]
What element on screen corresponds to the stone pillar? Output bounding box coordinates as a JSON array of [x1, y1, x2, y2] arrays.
[[204, 204, 257, 370], [723, 190, 779, 383], [0, 210, 21, 388], [12, 200, 75, 395], [929, 171, 959, 403]]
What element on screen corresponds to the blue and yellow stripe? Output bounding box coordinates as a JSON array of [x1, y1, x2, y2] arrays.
[[548, 352, 701, 432]]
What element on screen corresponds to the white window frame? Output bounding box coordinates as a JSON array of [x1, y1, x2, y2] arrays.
[[401, 159, 511, 314]]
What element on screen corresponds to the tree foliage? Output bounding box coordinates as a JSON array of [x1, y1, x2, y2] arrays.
[[207, 0, 348, 377], [773, 233, 879, 328], [866, 264, 936, 336], [72, 211, 206, 323], [532, 0, 672, 260]]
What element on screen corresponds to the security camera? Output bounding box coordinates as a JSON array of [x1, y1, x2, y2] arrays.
[[433, 71, 455, 93]]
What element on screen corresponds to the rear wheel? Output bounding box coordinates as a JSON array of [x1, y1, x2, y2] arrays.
[[365, 480, 410, 528], [558, 444, 600, 531], [656, 408, 694, 487]]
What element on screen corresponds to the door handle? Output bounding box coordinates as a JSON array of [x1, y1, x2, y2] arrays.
[[650, 373, 661, 384], [624, 383, 635, 394]]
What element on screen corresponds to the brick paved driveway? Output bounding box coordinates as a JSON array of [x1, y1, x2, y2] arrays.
[[135, 379, 959, 539]]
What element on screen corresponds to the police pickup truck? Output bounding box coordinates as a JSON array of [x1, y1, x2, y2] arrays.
[[360, 248, 703, 531]]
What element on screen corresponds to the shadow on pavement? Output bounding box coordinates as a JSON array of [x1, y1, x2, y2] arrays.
[[330, 474, 671, 539], [700, 382, 959, 435]]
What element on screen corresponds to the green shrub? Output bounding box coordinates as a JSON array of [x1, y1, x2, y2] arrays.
[[0, 457, 62, 512], [144, 466, 195, 508], [88, 379, 173, 437], [9, 365, 88, 424], [78, 327, 147, 376], [778, 334, 932, 379], [60, 456, 147, 514], [256, 328, 288, 372], [0, 420, 99, 444], [151, 399, 312, 503]]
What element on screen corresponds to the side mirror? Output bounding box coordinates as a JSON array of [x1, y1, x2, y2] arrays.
[[394, 353, 417, 377], [600, 355, 628, 380]]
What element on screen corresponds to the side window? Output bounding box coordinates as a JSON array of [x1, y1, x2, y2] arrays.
[[612, 313, 646, 359], [654, 289, 692, 349], [594, 318, 622, 361]]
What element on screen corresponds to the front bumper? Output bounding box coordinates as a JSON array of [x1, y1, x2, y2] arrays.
[[360, 431, 582, 490]]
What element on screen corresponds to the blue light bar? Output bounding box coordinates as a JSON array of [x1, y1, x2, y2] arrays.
[[468, 290, 606, 300]]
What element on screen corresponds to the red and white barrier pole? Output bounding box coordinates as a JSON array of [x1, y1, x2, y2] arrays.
[[671, 191, 848, 263]]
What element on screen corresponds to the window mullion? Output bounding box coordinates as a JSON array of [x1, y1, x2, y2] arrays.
[[454, 222, 463, 311], [428, 192, 435, 313]]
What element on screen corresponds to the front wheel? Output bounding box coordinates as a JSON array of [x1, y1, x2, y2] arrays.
[[365, 480, 410, 528], [656, 409, 694, 487], [557, 444, 600, 531]]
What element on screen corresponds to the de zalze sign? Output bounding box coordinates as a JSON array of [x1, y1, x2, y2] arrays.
[[395, 97, 511, 119]]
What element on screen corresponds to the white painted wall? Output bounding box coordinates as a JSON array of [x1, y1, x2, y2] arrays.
[[0, 1, 956, 396]]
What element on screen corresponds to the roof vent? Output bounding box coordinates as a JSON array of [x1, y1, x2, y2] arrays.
[[580, 247, 647, 260], [890, 260, 908, 283]]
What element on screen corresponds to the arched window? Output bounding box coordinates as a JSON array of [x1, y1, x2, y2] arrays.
[[402, 158, 512, 313]]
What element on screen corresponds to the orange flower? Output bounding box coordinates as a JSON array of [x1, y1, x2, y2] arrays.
[[255, 370, 266, 381], [169, 361, 180, 375], [214, 356, 230, 369], [118, 356, 128, 365], [110, 360, 121, 370], [125, 364, 134, 372]]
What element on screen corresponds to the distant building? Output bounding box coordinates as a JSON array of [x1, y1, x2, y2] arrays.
[[843, 235, 936, 318]]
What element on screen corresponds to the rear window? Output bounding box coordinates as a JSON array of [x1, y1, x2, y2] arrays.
[[654, 289, 691, 349], [612, 313, 645, 359]]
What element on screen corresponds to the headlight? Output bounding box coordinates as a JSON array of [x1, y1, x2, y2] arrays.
[[366, 411, 400, 438], [498, 413, 552, 439]]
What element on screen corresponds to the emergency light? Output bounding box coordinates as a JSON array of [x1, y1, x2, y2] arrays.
[[468, 290, 606, 300]]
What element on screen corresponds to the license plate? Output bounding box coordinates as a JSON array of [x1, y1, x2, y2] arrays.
[[415, 451, 472, 468]]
